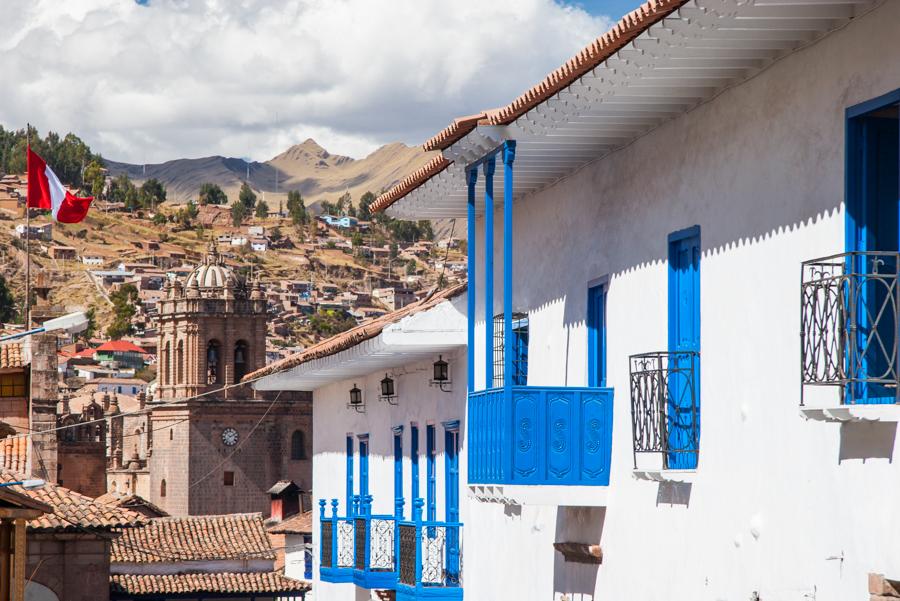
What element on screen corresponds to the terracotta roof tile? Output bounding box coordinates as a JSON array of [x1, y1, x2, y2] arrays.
[[371, 155, 452, 214], [110, 571, 309, 595], [267, 511, 312, 535], [95, 340, 148, 354], [95, 492, 168, 518], [0, 436, 28, 473], [0, 342, 25, 369], [0, 469, 147, 531], [243, 282, 466, 382], [111, 513, 275, 563]]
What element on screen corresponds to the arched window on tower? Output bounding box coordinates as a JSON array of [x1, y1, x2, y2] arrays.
[[291, 430, 307, 460], [162, 341, 170, 386], [234, 340, 249, 383], [176, 340, 184, 385], [207, 340, 222, 385], [160, 479, 167, 498]]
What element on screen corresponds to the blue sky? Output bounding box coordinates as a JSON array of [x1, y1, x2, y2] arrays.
[[574, 0, 644, 18]]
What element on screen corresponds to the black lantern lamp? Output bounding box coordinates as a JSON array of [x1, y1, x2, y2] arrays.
[[348, 384, 365, 413], [379, 374, 398, 405], [430, 356, 451, 392]]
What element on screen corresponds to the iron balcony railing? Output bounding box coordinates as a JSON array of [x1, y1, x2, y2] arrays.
[[801, 251, 900, 405], [318, 499, 356, 583], [468, 386, 614, 486], [629, 351, 700, 469], [397, 500, 462, 594]]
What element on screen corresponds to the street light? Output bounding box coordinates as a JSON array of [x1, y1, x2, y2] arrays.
[[0, 479, 46, 490], [0, 311, 90, 342]]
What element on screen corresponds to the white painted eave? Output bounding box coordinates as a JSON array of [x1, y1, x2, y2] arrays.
[[254, 299, 466, 391], [385, 0, 880, 220]]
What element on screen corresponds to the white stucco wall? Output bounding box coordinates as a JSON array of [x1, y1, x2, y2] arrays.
[[311, 347, 467, 601], [463, 4, 900, 601]]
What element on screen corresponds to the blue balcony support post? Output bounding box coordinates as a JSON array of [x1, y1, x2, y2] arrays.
[[483, 157, 496, 390], [502, 141, 516, 481], [363, 494, 373, 517], [393, 425, 404, 519], [352, 495, 360, 517], [330, 499, 339, 568], [412, 497, 424, 522], [413, 498, 424, 586], [467, 167, 478, 393]]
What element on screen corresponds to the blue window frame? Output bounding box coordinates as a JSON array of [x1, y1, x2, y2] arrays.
[[410, 424, 420, 504], [667, 226, 701, 470], [443, 420, 461, 585], [358, 434, 369, 509], [426, 424, 436, 522], [588, 282, 607, 387], [493, 313, 529, 387], [303, 534, 312, 579], [345, 435, 353, 515], [393, 426, 404, 518], [845, 90, 900, 404]]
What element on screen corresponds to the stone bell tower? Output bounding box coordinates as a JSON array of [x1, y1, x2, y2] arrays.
[[149, 244, 311, 518], [155, 243, 267, 402]]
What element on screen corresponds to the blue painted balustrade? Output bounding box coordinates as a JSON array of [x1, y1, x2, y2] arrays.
[[319, 497, 399, 589], [468, 386, 614, 485], [395, 499, 463, 601]]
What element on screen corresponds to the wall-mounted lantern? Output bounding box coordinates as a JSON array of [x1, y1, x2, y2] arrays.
[[348, 384, 365, 413], [430, 355, 451, 392], [379, 374, 398, 405]]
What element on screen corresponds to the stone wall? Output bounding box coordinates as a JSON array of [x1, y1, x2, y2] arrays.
[[28, 534, 111, 601]]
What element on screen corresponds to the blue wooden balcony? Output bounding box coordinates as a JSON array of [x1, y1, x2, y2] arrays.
[[468, 386, 614, 486], [396, 515, 463, 600], [318, 499, 399, 589]]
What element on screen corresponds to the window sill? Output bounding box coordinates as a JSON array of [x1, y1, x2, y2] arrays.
[[632, 469, 696, 483], [800, 404, 900, 423]]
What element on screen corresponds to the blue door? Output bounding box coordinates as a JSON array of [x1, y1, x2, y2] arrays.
[[588, 283, 607, 387], [668, 228, 700, 469], [358, 437, 369, 512], [444, 423, 460, 585], [849, 112, 899, 404]]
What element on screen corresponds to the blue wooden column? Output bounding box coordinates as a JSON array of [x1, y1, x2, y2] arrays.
[[483, 157, 496, 390], [466, 168, 478, 393], [502, 141, 516, 390]]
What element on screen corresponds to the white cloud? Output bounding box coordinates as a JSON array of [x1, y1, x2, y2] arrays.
[[0, 0, 612, 163]]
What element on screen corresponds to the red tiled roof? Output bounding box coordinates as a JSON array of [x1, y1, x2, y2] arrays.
[[0, 342, 25, 369], [0, 436, 28, 473], [267, 511, 312, 535], [375, 0, 689, 213], [371, 155, 452, 214], [110, 571, 308, 595], [0, 469, 147, 532], [243, 282, 466, 382], [95, 340, 148, 354], [95, 492, 168, 518], [111, 513, 275, 563]]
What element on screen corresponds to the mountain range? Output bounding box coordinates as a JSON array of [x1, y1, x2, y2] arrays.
[[105, 139, 433, 209]]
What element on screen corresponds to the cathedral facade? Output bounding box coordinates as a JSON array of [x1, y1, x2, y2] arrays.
[[148, 246, 311, 516]]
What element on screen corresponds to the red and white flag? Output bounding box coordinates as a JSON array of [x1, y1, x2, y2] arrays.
[[27, 147, 93, 223]]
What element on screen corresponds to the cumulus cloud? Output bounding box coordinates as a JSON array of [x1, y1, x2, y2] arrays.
[[0, 0, 612, 163]]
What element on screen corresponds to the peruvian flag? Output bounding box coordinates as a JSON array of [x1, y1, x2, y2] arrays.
[[27, 147, 93, 223]]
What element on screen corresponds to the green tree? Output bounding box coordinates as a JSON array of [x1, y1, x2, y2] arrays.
[[255, 199, 269, 219], [286, 190, 307, 225], [107, 284, 139, 339], [82, 160, 106, 198], [77, 307, 97, 342], [358, 191, 375, 221], [152, 213, 167, 226], [0, 275, 18, 323], [351, 232, 364, 248], [231, 200, 247, 226], [238, 182, 257, 209], [270, 227, 283, 243], [140, 178, 167, 209], [198, 182, 228, 205], [405, 261, 416, 276]]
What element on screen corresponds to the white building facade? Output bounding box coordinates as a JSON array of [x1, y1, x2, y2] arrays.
[[366, 1, 900, 601], [254, 286, 468, 601]]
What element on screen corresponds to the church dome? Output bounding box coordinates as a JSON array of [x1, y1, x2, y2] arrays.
[[185, 243, 239, 290]]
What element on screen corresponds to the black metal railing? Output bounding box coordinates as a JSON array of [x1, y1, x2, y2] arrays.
[[398, 523, 417, 586], [321, 520, 333, 568], [368, 517, 396, 571], [801, 251, 900, 404], [354, 517, 366, 571], [629, 350, 699, 469]]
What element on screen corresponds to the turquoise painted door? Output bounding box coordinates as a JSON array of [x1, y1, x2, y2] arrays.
[[853, 115, 899, 404], [668, 230, 700, 469]]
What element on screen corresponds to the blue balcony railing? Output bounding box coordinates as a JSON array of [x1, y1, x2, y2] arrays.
[[396, 500, 463, 601], [468, 386, 614, 486], [319, 498, 398, 588], [318, 499, 355, 583]]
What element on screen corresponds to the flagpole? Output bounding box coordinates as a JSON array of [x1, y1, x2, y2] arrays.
[[25, 124, 31, 329]]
